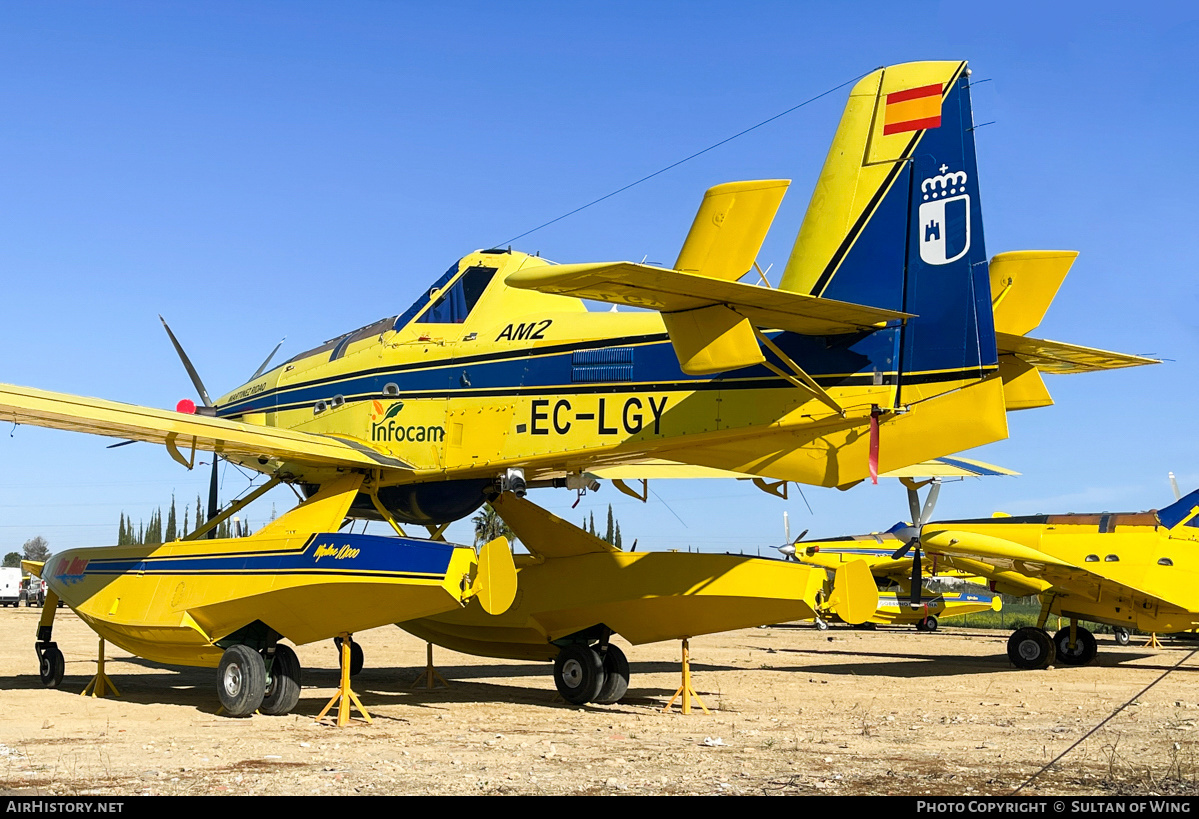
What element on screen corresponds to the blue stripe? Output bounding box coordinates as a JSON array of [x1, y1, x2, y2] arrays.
[[57, 533, 458, 580]]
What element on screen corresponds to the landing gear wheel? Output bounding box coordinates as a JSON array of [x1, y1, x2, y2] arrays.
[[593, 645, 630, 705], [1053, 626, 1098, 666], [261, 644, 302, 716], [553, 644, 605, 705], [815, 618, 829, 631], [217, 644, 267, 717], [333, 636, 364, 676], [852, 622, 877, 630], [920, 615, 939, 632], [1113, 626, 1131, 647], [39, 645, 64, 688], [1007, 626, 1056, 670]]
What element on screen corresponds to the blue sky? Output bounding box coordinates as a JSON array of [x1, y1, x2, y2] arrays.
[[1, 1, 1195, 556]]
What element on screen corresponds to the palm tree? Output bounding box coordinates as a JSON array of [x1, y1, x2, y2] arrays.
[[472, 503, 514, 547]]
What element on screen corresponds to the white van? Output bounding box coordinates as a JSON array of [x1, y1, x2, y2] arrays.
[[0, 567, 20, 607]]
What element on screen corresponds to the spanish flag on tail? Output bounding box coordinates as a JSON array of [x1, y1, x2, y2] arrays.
[[883, 83, 943, 135]]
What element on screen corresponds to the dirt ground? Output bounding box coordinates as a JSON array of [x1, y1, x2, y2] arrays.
[[2, 606, 1198, 797]]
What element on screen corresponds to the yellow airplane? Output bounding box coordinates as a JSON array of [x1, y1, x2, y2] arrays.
[[915, 489, 1199, 669], [0, 60, 1154, 705], [21, 473, 517, 717], [0, 60, 1153, 535]]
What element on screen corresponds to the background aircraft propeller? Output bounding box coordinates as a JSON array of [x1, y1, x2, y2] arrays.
[[889, 479, 941, 609]]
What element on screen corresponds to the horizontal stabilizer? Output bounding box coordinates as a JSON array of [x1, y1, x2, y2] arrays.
[[507, 262, 910, 336], [0, 383, 413, 471], [996, 334, 1158, 374]]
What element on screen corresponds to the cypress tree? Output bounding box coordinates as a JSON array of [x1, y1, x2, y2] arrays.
[[165, 495, 177, 542], [605, 505, 614, 544]]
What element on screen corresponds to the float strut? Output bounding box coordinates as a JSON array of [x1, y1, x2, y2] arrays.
[[316, 632, 372, 728], [662, 638, 709, 716], [409, 642, 449, 690], [82, 637, 120, 698]]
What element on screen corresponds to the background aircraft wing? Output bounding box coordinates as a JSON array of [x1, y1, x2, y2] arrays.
[[589, 455, 1016, 482], [506, 262, 910, 335], [0, 383, 412, 471]]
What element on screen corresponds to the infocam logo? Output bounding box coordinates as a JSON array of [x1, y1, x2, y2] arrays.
[[369, 400, 445, 444]]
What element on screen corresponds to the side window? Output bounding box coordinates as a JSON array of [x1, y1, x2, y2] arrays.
[[415, 266, 497, 324]]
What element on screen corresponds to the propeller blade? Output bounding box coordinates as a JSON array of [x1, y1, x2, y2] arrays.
[[891, 540, 913, 560], [783, 511, 790, 545], [159, 315, 213, 407], [250, 337, 286, 381], [1171, 472, 1182, 501], [206, 457, 219, 540], [909, 547, 923, 608], [906, 485, 922, 529], [919, 480, 941, 527]]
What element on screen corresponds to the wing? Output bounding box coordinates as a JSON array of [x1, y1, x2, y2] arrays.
[[0, 383, 412, 472], [920, 528, 1187, 609], [589, 455, 1016, 482]]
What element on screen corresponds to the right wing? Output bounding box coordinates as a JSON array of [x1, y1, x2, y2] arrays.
[[0, 383, 412, 472]]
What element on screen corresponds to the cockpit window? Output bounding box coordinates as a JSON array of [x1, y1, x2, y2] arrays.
[[1157, 488, 1199, 528], [392, 261, 462, 331], [414, 265, 497, 324]]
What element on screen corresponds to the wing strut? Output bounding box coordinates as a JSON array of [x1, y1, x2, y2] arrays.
[[752, 327, 845, 415]]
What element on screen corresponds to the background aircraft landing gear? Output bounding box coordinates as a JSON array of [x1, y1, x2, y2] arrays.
[[260, 644, 302, 716], [1113, 626, 1131, 646], [217, 644, 267, 717], [333, 636, 364, 676], [814, 618, 829, 631], [1053, 626, 1098, 666], [38, 644, 64, 688], [916, 615, 938, 632], [1007, 626, 1056, 669], [553, 644, 605, 705]]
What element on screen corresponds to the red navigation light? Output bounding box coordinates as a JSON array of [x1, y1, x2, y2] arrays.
[[176, 399, 197, 414]]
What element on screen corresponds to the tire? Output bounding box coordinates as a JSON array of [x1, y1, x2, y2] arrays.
[[815, 619, 829, 631], [260, 644, 302, 716], [1053, 626, 1098, 666], [1007, 626, 1056, 670], [593, 645, 630, 705], [553, 644, 605, 705], [217, 644, 267, 717], [333, 637, 364, 677], [39, 645, 65, 688], [922, 615, 939, 632], [1113, 627, 1131, 647]]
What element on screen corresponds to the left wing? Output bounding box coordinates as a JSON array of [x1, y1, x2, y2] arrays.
[[0, 383, 412, 471], [996, 334, 1157, 374]]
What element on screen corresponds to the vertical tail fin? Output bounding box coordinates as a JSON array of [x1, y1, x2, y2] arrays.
[[781, 61, 996, 385]]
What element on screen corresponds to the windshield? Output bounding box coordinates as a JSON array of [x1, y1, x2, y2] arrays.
[[392, 260, 463, 330], [1157, 488, 1199, 528]]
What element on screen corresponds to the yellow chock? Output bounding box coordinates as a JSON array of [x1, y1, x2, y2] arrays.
[[410, 642, 449, 690], [316, 633, 372, 728], [81, 638, 120, 698], [662, 638, 709, 716]]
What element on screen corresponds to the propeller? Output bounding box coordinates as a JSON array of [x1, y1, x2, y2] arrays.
[[160, 315, 221, 538], [889, 478, 941, 609], [777, 511, 808, 561]]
